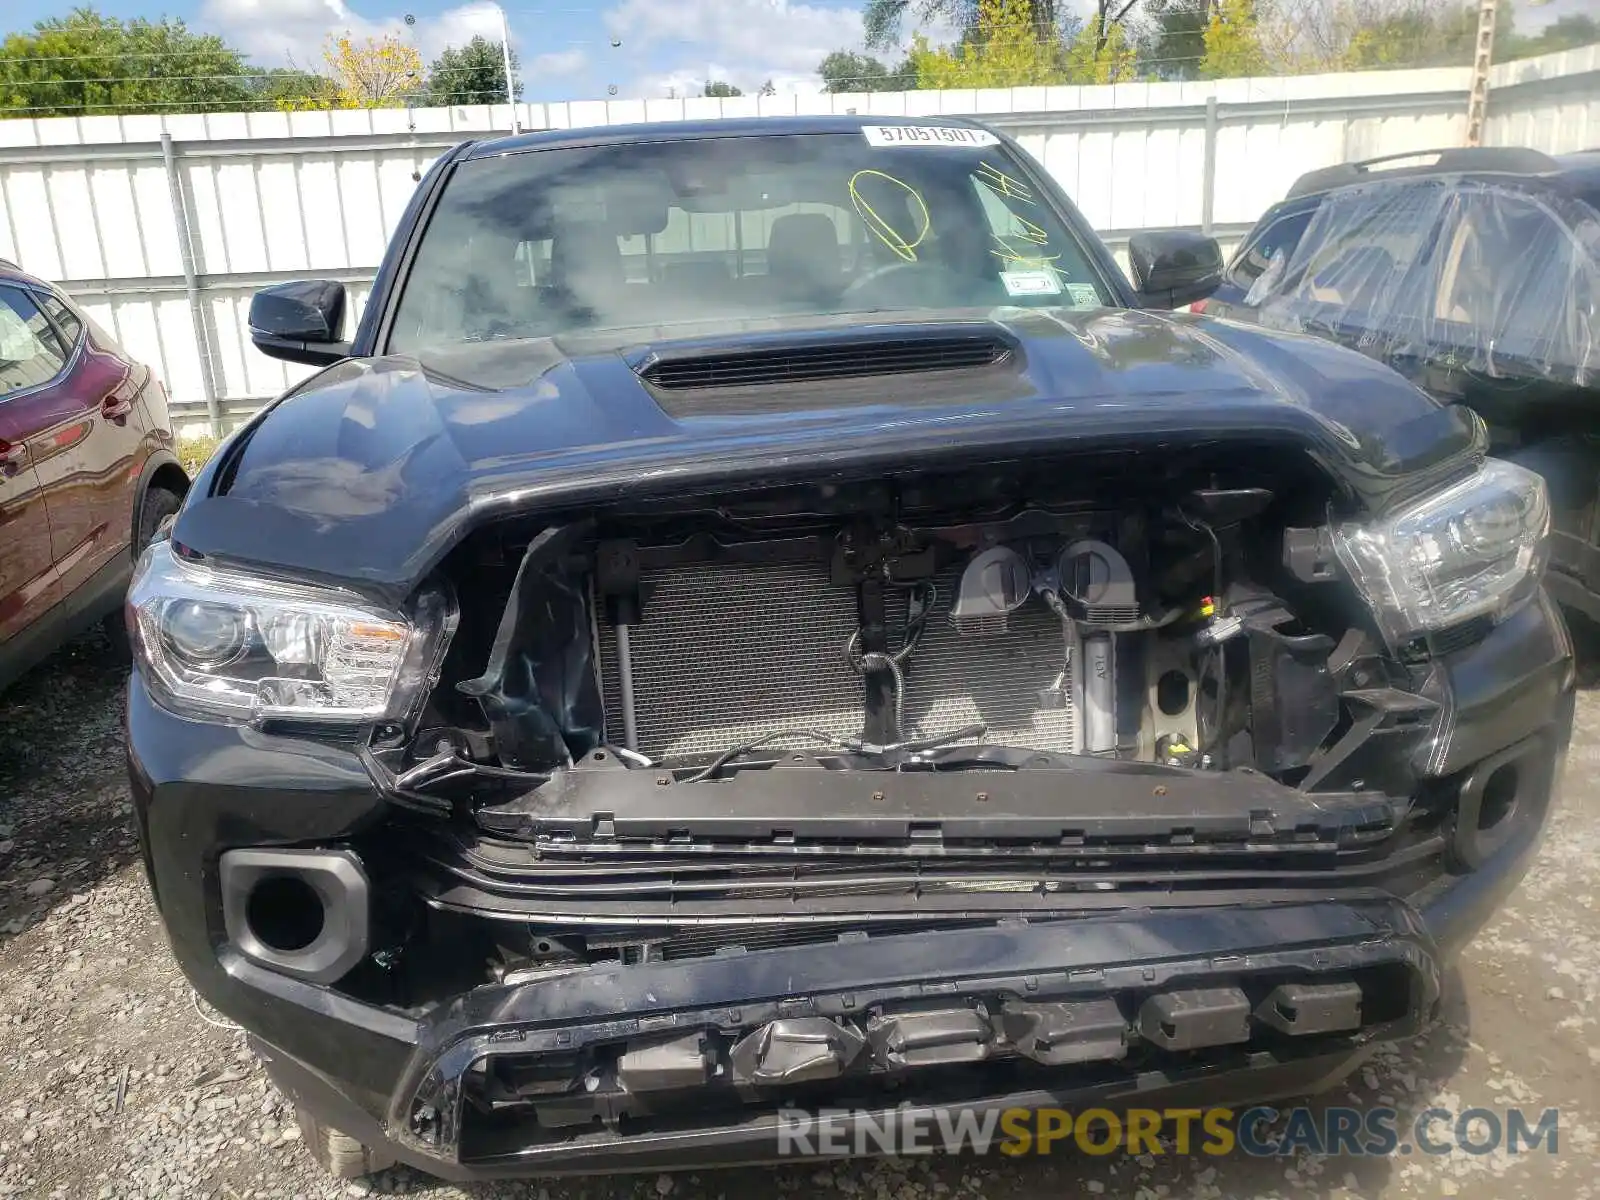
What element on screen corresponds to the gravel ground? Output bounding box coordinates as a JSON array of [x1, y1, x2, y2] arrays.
[[1, 632, 1597, 1199]]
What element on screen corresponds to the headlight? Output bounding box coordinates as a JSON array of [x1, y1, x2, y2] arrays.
[[1333, 458, 1549, 653], [128, 540, 453, 726]]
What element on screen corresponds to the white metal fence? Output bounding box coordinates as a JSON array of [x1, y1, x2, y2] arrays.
[[0, 42, 1595, 435]]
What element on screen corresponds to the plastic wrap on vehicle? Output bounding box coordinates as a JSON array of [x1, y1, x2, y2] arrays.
[[457, 526, 605, 768], [1240, 177, 1599, 387]]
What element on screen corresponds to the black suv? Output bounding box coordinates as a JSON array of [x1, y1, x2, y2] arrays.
[[1203, 146, 1600, 620]]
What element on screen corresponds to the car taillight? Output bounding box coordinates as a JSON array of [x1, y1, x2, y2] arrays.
[[1189, 300, 1209, 314]]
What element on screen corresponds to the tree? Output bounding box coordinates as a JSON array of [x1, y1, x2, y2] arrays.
[[864, 0, 1062, 49], [1261, 0, 1509, 73], [1198, 0, 1267, 76], [324, 32, 424, 108], [911, 0, 1068, 86], [0, 6, 253, 118], [703, 79, 743, 96], [254, 66, 341, 112], [817, 50, 919, 91], [426, 35, 520, 107], [865, 0, 1139, 62], [1062, 13, 1140, 80], [1138, 0, 1213, 79]]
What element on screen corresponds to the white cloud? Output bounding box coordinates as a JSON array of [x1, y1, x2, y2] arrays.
[[604, 0, 867, 95], [200, 0, 506, 68], [529, 49, 588, 77]]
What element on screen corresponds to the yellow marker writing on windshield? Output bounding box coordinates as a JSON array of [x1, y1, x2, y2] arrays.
[[848, 169, 931, 263], [976, 162, 1035, 204]]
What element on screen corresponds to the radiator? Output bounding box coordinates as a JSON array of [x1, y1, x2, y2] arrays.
[[596, 559, 1077, 761]]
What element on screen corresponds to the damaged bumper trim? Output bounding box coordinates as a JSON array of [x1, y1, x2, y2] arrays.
[[362, 900, 1436, 1172]]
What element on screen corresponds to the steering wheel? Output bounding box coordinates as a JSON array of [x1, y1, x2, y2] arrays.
[[841, 261, 970, 308]]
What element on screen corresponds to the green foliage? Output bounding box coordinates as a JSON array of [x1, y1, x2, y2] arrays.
[[911, 0, 1067, 86], [1138, 0, 1211, 79], [817, 50, 919, 91], [863, 0, 1063, 50], [1198, 0, 1267, 77], [255, 66, 340, 112], [427, 35, 520, 107], [910, 0, 1137, 86], [0, 6, 253, 118], [1062, 13, 1139, 81], [702, 79, 743, 96], [1499, 12, 1600, 61]]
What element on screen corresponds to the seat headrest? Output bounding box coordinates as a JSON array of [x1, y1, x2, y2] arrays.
[[551, 224, 625, 294], [767, 214, 841, 285]]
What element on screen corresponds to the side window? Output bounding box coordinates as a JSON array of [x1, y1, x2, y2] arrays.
[[1232, 208, 1313, 296], [1432, 186, 1594, 371], [0, 286, 67, 398], [39, 293, 83, 347], [1265, 181, 1453, 321]]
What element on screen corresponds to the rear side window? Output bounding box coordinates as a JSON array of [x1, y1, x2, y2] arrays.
[[0, 286, 67, 397], [1243, 180, 1454, 319], [1230, 207, 1313, 293], [40, 294, 83, 346], [1427, 183, 1598, 375]]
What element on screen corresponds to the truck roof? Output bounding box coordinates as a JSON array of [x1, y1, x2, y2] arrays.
[[463, 114, 995, 159]]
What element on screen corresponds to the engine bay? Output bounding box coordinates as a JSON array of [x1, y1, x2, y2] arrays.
[[394, 448, 1385, 798]]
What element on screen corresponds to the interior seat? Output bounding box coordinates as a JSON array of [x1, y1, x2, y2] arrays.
[[765, 213, 843, 304]]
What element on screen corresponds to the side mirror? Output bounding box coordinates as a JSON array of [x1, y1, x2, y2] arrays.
[[1127, 231, 1224, 310], [248, 280, 351, 366]]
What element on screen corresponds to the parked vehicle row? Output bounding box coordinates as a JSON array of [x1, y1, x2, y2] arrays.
[[122, 118, 1571, 1182]]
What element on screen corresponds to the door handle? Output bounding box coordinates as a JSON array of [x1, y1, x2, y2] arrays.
[[101, 396, 133, 421], [0, 438, 24, 477]]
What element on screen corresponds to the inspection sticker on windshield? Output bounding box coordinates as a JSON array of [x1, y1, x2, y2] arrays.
[[862, 125, 1001, 148], [1000, 268, 1062, 297]]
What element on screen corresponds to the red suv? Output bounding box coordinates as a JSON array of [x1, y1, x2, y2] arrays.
[[0, 259, 189, 693]]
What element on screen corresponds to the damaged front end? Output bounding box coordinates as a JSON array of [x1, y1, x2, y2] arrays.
[[128, 435, 1570, 1177]]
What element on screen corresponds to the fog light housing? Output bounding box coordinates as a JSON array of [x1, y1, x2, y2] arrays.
[[219, 849, 370, 984]]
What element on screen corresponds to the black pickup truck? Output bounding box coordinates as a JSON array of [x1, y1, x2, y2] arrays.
[[124, 117, 1571, 1181]]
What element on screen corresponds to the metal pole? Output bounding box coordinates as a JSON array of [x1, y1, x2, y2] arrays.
[[1465, 0, 1499, 146], [1201, 96, 1219, 236], [498, 5, 521, 135], [160, 131, 222, 438]]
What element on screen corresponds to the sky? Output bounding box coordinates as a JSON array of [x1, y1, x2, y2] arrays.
[[0, 0, 1589, 104], [1, 0, 962, 102]]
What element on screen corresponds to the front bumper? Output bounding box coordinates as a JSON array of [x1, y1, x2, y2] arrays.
[[126, 592, 1577, 1180]]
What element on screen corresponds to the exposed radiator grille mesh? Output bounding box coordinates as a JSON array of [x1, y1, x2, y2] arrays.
[[597, 559, 1077, 761]]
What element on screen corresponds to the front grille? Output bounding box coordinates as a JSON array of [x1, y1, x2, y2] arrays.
[[637, 336, 1010, 390], [596, 559, 1076, 760]]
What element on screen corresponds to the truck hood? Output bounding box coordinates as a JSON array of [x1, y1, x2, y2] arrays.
[[175, 307, 1483, 593]]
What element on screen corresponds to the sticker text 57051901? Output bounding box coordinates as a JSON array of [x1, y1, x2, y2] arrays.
[[862, 125, 1001, 148]]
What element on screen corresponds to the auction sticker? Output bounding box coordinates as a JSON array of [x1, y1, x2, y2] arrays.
[[863, 125, 1001, 148], [1000, 268, 1061, 297]]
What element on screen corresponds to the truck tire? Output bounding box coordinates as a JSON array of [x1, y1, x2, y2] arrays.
[[294, 1106, 397, 1180], [105, 485, 183, 658]]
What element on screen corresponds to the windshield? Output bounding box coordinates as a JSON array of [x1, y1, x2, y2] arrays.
[[387, 130, 1114, 352]]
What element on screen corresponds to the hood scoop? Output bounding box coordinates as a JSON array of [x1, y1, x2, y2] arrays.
[[635, 331, 1013, 391]]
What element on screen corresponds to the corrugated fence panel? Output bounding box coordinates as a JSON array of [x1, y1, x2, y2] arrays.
[[0, 45, 1593, 431]]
